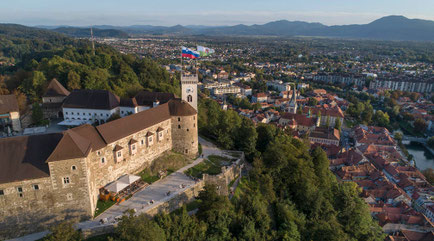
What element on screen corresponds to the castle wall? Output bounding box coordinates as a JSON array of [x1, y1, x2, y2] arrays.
[[171, 114, 198, 158], [87, 119, 173, 213], [47, 158, 94, 220], [0, 157, 93, 239], [0, 177, 53, 238]]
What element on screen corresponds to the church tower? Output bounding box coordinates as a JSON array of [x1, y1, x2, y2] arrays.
[[181, 73, 198, 111], [288, 84, 298, 114]]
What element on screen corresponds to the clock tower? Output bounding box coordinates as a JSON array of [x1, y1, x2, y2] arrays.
[[181, 73, 198, 111]]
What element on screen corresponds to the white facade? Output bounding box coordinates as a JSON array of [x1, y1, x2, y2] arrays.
[[63, 108, 118, 124], [212, 86, 241, 95], [181, 75, 198, 111], [266, 80, 291, 92]]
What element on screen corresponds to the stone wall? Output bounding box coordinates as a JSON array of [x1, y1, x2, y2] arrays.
[[0, 177, 53, 239], [87, 119, 173, 215], [80, 181, 205, 239], [171, 114, 198, 158], [203, 158, 243, 196]]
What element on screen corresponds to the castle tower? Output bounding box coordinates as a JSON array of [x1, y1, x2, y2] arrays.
[[181, 74, 198, 111], [288, 84, 298, 114]]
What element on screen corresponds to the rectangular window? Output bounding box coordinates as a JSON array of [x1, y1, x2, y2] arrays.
[[17, 187, 23, 193], [141, 140, 144, 145], [132, 144, 136, 150], [0, 190, 4, 195], [33, 184, 39, 190], [117, 151, 122, 157], [101, 157, 105, 164], [63, 177, 70, 184]]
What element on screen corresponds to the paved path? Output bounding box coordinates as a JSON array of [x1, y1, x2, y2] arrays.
[[8, 136, 224, 241]]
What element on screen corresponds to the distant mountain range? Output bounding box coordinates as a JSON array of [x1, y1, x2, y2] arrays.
[[37, 16, 434, 41]]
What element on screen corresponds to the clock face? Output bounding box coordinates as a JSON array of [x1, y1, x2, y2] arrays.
[[186, 88, 194, 93]]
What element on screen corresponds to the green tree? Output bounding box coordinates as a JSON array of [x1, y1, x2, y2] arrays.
[[308, 97, 318, 106], [32, 103, 44, 125], [422, 168, 434, 185], [428, 136, 434, 149], [43, 222, 82, 241], [67, 70, 81, 90], [413, 118, 427, 133], [394, 132, 403, 144], [334, 117, 342, 132], [235, 117, 258, 160], [154, 207, 206, 241], [196, 185, 235, 241], [115, 211, 166, 241], [373, 110, 389, 127]]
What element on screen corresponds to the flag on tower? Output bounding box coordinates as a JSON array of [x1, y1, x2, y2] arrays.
[[197, 46, 215, 57], [182, 47, 200, 59]]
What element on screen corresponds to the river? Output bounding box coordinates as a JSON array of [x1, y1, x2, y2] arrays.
[[404, 141, 434, 171]]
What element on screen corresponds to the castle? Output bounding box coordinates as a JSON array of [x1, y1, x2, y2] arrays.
[[0, 75, 199, 239]]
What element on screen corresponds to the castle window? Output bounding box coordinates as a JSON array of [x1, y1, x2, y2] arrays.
[[0, 190, 3, 196], [187, 95, 193, 102], [101, 157, 105, 164], [71, 112, 74, 115], [113, 145, 124, 162], [72, 165, 77, 171], [63, 177, 70, 185], [178, 117, 181, 121], [141, 140, 144, 145], [88, 113, 91, 116], [66, 112, 68, 115], [17, 187, 23, 193], [33, 184, 39, 190], [178, 125, 181, 129], [193, 116, 195, 120], [187, 129, 189, 132], [129, 139, 138, 155], [97, 151, 101, 156], [193, 123, 196, 128]]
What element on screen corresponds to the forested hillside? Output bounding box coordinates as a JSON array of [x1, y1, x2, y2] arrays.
[[0, 24, 179, 102], [64, 98, 384, 241]]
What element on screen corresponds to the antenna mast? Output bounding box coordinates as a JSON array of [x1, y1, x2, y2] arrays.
[[90, 27, 95, 56]]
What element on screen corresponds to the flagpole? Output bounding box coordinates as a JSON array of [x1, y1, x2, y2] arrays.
[[181, 47, 183, 77]]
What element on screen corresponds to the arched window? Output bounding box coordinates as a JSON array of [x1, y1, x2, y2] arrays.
[[187, 95, 193, 102]]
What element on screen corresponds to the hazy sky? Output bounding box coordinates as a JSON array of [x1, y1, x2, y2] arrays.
[[0, 0, 433, 26]]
